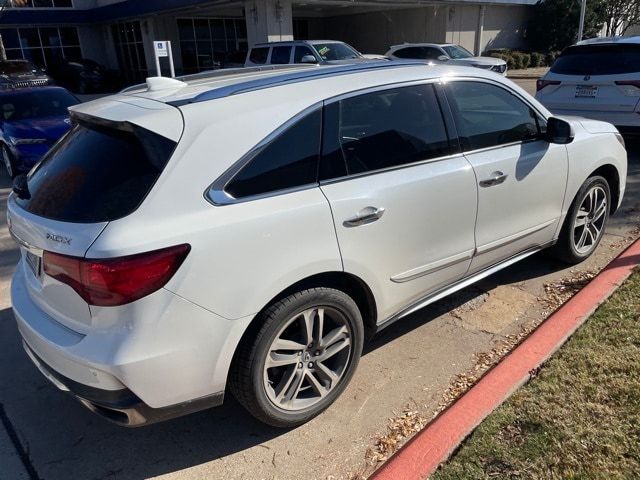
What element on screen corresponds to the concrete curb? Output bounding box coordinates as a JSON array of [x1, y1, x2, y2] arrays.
[[372, 237, 640, 480]]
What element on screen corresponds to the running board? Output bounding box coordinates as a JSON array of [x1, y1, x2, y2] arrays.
[[375, 246, 545, 333]]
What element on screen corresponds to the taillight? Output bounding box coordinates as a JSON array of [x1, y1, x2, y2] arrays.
[[43, 244, 190, 307], [536, 79, 561, 92]]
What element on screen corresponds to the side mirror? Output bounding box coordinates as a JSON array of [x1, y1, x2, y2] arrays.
[[300, 55, 318, 64], [546, 117, 574, 144], [437, 55, 450, 62]]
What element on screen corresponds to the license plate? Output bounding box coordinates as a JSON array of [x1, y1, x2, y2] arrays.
[[575, 85, 598, 98], [25, 251, 41, 278]]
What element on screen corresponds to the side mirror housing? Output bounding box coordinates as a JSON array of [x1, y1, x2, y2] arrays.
[[546, 117, 574, 144], [300, 55, 318, 64], [437, 55, 450, 62]]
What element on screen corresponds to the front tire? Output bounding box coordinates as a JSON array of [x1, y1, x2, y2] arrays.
[[230, 288, 364, 427], [553, 176, 610, 264]]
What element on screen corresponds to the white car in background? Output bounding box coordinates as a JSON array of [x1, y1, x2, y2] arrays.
[[385, 43, 507, 75], [536, 36, 640, 135], [244, 40, 379, 67], [9, 61, 626, 429]]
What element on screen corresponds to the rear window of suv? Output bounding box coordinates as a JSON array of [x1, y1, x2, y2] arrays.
[[15, 119, 176, 223], [551, 44, 640, 75]]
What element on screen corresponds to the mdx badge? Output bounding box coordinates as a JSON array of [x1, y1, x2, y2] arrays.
[[46, 233, 72, 245]]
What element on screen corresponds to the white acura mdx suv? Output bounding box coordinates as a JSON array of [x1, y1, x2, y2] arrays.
[[9, 61, 627, 428]]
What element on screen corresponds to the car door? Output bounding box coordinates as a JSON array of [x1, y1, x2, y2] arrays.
[[442, 80, 568, 274], [319, 83, 478, 322]]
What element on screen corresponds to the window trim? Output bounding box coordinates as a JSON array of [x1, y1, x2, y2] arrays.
[[318, 79, 458, 185], [205, 103, 323, 206], [440, 77, 550, 155]]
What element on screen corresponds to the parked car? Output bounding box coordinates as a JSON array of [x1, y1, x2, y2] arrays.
[[46, 58, 114, 94], [536, 36, 640, 136], [1, 86, 78, 177], [9, 61, 626, 429], [385, 43, 508, 75], [0, 59, 52, 89], [244, 40, 376, 66]]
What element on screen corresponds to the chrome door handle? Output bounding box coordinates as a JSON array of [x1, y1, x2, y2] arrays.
[[479, 171, 508, 188], [343, 206, 385, 227]]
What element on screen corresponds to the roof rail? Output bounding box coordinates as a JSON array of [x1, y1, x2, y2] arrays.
[[186, 60, 426, 104], [119, 64, 318, 94]]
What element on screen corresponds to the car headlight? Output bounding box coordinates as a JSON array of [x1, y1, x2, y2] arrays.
[[9, 137, 48, 146]]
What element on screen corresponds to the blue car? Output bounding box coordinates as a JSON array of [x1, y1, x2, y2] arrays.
[[1, 86, 79, 177]]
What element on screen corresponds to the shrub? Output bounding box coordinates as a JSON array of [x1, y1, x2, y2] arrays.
[[546, 51, 561, 67], [520, 53, 531, 69], [530, 52, 545, 68]]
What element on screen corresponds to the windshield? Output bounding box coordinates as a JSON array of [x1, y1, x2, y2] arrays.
[[443, 45, 474, 59], [312, 43, 361, 61], [551, 44, 640, 75], [0, 90, 79, 121], [0, 61, 37, 75]]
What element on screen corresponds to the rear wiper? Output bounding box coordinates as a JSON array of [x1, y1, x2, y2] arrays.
[[13, 174, 30, 200]]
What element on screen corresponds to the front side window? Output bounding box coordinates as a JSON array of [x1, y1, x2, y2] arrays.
[[249, 47, 269, 64], [445, 81, 542, 151], [270, 46, 291, 64], [442, 45, 473, 59], [321, 84, 451, 177], [224, 109, 321, 199], [294, 45, 315, 63]]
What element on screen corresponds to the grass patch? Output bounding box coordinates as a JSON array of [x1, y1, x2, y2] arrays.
[[433, 271, 640, 480]]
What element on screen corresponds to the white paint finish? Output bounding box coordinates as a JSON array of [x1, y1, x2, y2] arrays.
[[321, 156, 477, 321], [465, 140, 568, 272]]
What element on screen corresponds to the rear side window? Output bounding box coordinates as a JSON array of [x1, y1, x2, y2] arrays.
[[16, 121, 175, 223], [393, 47, 427, 59], [249, 47, 269, 64], [445, 81, 542, 151], [270, 46, 291, 64], [225, 109, 321, 199], [321, 84, 451, 177], [551, 44, 640, 75]]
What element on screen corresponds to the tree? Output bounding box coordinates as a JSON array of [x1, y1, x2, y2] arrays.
[[529, 0, 605, 52], [597, 0, 640, 36]]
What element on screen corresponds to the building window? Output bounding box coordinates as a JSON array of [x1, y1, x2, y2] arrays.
[[177, 18, 247, 74], [111, 21, 147, 84], [293, 19, 309, 40], [9, 0, 73, 7], [0, 26, 81, 68]]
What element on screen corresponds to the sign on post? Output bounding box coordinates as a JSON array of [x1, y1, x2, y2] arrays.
[[153, 40, 175, 78]]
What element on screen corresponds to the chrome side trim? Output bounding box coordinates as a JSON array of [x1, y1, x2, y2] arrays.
[[376, 245, 550, 332], [390, 249, 474, 283], [475, 219, 557, 255], [9, 228, 43, 256]]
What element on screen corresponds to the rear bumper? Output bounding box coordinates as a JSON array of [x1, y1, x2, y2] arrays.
[[23, 341, 222, 426], [11, 262, 253, 425], [545, 107, 640, 128]]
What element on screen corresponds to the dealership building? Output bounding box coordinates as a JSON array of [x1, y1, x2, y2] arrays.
[[0, 0, 536, 84]]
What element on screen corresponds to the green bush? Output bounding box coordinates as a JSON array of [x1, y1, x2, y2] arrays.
[[520, 53, 531, 69], [530, 52, 545, 68], [546, 51, 561, 67]]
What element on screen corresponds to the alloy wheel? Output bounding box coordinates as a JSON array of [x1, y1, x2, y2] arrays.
[[572, 185, 607, 255], [263, 306, 352, 411]]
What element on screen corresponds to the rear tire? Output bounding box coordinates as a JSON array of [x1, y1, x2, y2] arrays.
[[552, 176, 610, 264], [230, 288, 364, 428]]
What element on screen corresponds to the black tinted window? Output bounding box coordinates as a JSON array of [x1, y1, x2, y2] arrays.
[[394, 47, 427, 59], [16, 122, 176, 223], [445, 82, 541, 151], [249, 47, 269, 64], [270, 46, 291, 64], [294, 45, 315, 63], [551, 44, 640, 75], [1, 89, 78, 121], [323, 84, 450, 176], [225, 110, 321, 198]]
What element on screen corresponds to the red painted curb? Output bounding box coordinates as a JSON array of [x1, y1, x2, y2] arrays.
[[372, 237, 640, 480]]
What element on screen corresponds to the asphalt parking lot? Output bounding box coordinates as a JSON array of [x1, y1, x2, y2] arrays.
[[1, 80, 640, 480]]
